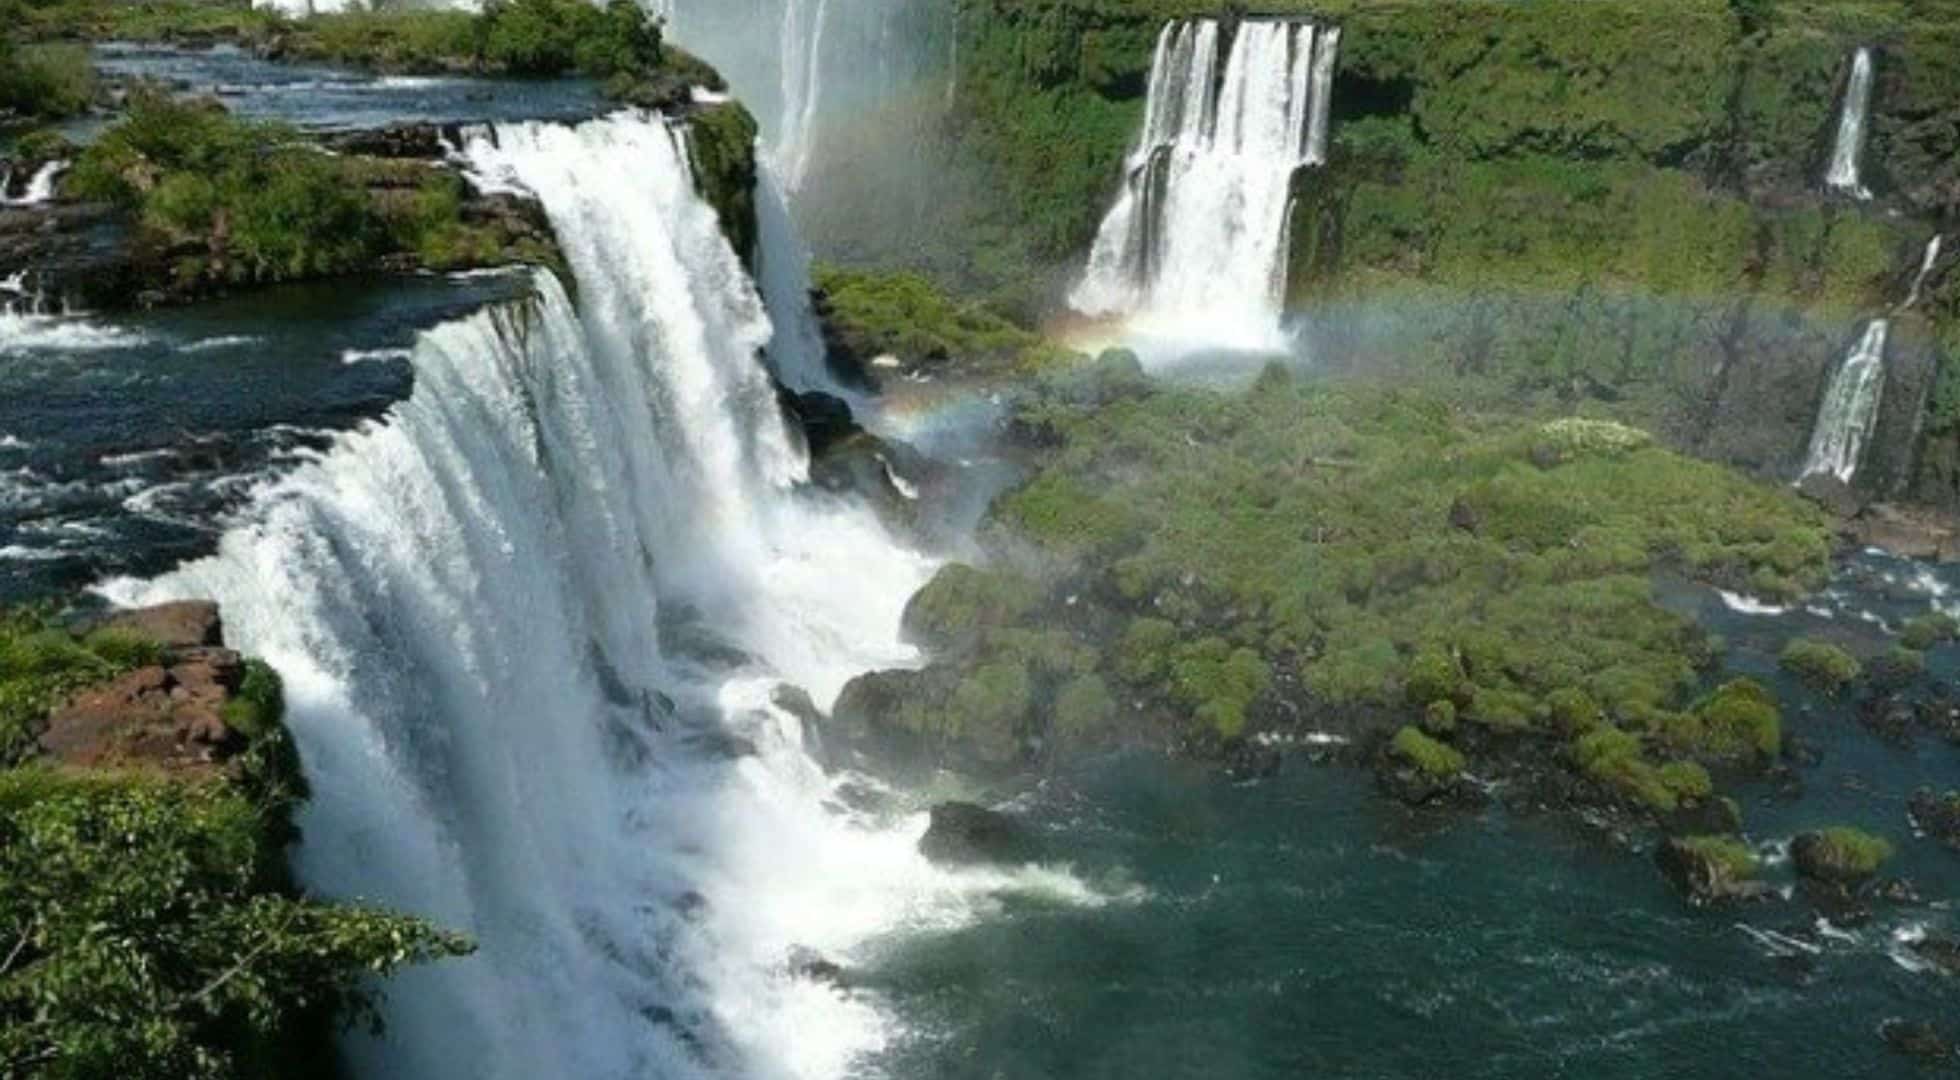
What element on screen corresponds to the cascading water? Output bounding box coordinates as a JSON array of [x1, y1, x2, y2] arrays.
[[1070, 18, 1340, 350], [1801, 318, 1889, 483], [0, 159, 68, 207], [100, 110, 1078, 1080], [1824, 46, 1875, 200], [654, 0, 940, 195], [1903, 234, 1943, 310]]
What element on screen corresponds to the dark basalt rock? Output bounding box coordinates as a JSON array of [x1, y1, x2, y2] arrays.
[[1654, 838, 1774, 907], [782, 389, 860, 456], [918, 801, 1039, 867], [1880, 1019, 1953, 1064], [1912, 932, 1960, 977], [1223, 737, 1281, 781], [1795, 472, 1867, 519], [1908, 787, 1960, 852], [786, 946, 852, 990]]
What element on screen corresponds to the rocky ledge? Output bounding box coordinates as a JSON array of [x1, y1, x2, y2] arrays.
[[37, 601, 255, 777]]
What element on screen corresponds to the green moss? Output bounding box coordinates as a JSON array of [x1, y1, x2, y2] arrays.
[[1390, 725, 1466, 779], [1166, 638, 1270, 739], [1421, 699, 1458, 737], [947, 661, 1032, 765], [685, 103, 760, 265], [1800, 825, 1895, 879], [1053, 674, 1117, 739], [903, 564, 1044, 651], [813, 263, 1076, 377], [1779, 638, 1862, 692]]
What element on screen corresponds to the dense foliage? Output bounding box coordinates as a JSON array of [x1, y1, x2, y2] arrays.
[[64, 94, 547, 288], [813, 264, 1078, 376], [0, 611, 471, 1077], [837, 364, 1832, 818]]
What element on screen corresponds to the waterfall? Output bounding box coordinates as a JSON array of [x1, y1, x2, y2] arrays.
[[1824, 47, 1875, 200], [103, 111, 988, 1080], [1903, 234, 1943, 310], [655, 0, 937, 196], [0, 160, 68, 207], [1801, 319, 1889, 483], [1069, 18, 1340, 349]]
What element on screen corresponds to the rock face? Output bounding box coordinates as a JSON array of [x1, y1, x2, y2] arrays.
[[38, 603, 249, 776], [917, 801, 1039, 867]]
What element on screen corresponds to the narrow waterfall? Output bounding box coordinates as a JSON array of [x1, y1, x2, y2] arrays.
[[1824, 47, 1875, 200], [1801, 319, 1889, 483], [0, 159, 68, 207], [1069, 18, 1341, 348], [1903, 234, 1943, 310], [103, 111, 984, 1080]]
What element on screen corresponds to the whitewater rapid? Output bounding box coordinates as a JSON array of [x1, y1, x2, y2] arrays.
[[101, 110, 1107, 1080]]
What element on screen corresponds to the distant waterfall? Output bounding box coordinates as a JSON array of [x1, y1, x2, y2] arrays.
[[1070, 18, 1341, 348], [1824, 47, 1875, 200], [106, 110, 985, 1080], [1903, 234, 1943, 310], [1801, 319, 1889, 483], [0, 159, 67, 207], [656, 0, 941, 195]]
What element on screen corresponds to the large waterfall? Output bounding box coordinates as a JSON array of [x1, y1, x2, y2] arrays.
[[1824, 46, 1875, 200], [101, 111, 1026, 1080], [1801, 318, 1889, 483], [1070, 18, 1340, 348]]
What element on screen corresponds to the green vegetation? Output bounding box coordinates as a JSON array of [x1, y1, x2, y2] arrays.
[[0, 40, 93, 124], [1779, 638, 1863, 692], [687, 103, 760, 265], [0, 607, 468, 1076], [814, 265, 1080, 376], [1676, 834, 1760, 880], [63, 94, 550, 293], [1796, 825, 1895, 882], [840, 371, 1832, 810], [0, 607, 156, 767], [1390, 725, 1465, 779], [1900, 612, 1958, 652]]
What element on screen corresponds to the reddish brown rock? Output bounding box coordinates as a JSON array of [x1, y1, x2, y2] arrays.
[[93, 600, 224, 650], [38, 605, 246, 775]]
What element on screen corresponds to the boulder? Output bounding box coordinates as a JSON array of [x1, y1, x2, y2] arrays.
[[40, 649, 246, 773], [1912, 933, 1960, 977], [918, 801, 1039, 867], [1654, 837, 1774, 907], [1791, 828, 1892, 885], [1795, 472, 1866, 519], [786, 946, 852, 990]]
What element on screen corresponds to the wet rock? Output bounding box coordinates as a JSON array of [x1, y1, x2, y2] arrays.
[[325, 122, 458, 160], [683, 730, 758, 760], [1907, 787, 1960, 852], [1859, 693, 1919, 744], [786, 946, 852, 990], [1792, 830, 1890, 885], [1849, 502, 1960, 562], [1654, 837, 1775, 907], [1879, 1019, 1953, 1063], [1782, 733, 1824, 769], [1223, 737, 1281, 781], [1446, 496, 1482, 534], [1912, 932, 1960, 977], [1872, 877, 1924, 906], [918, 801, 1039, 867], [1796, 472, 1867, 519], [782, 389, 860, 456]]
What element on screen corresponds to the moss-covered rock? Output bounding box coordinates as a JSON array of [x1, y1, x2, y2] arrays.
[[1792, 825, 1895, 883], [1779, 638, 1863, 692], [685, 102, 759, 268], [1655, 834, 1768, 907]]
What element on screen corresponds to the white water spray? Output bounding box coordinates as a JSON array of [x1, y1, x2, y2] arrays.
[[1070, 19, 1340, 349], [1903, 234, 1943, 310], [98, 110, 1125, 1080], [1824, 47, 1874, 200], [0, 159, 68, 207], [1801, 318, 1889, 483]]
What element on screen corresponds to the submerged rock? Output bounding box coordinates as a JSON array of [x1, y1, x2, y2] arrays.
[[918, 801, 1039, 867], [1912, 933, 1960, 977], [1908, 787, 1960, 852], [1880, 1019, 1954, 1063]]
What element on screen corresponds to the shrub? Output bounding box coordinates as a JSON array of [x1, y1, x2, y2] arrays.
[[1794, 826, 1894, 882], [1053, 674, 1116, 739], [1422, 698, 1458, 736], [1779, 638, 1862, 692], [901, 564, 1042, 651], [0, 42, 95, 121], [0, 770, 472, 1077], [1692, 677, 1781, 759], [1900, 612, 1958, 652], [1390, 725, 1466, 778]]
